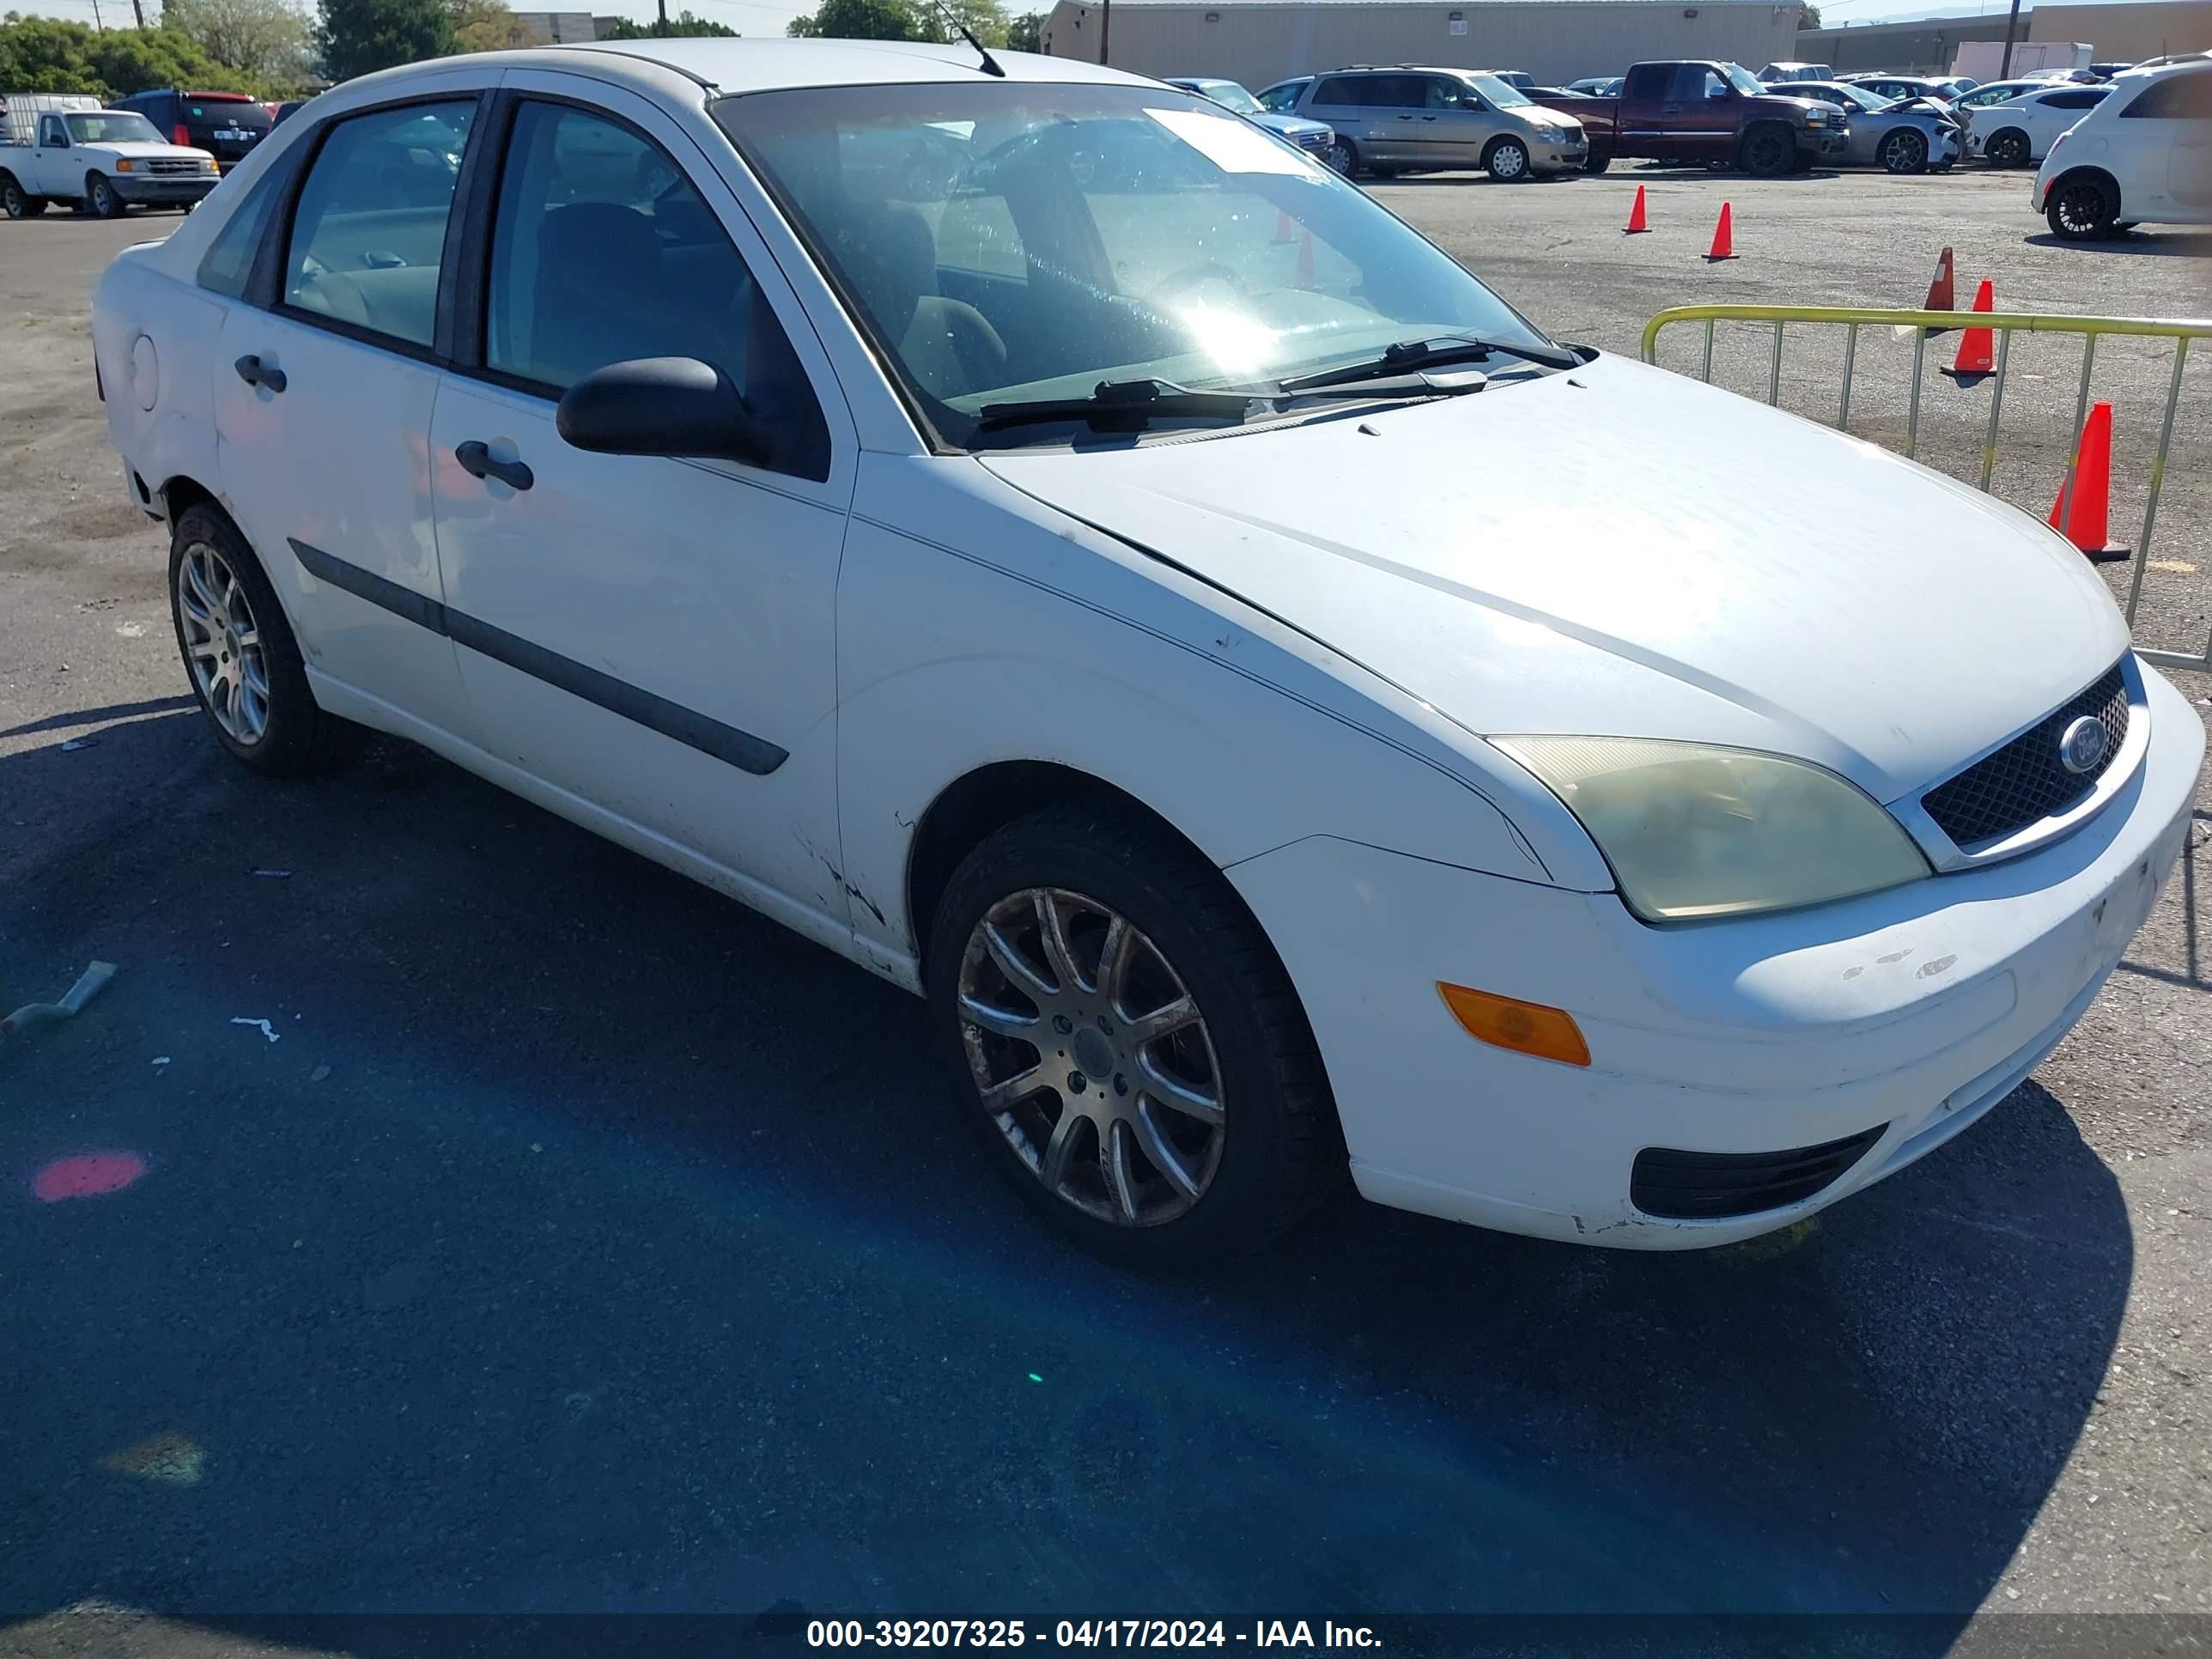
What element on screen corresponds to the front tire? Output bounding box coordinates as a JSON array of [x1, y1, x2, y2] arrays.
[[1739, 124, 1795, 178], [168, 504, 361, 776], [1484, 136, 1531, 181], [1328, 135, 1360, 178], [927, 799, 1343, 1267], [1880, 129, 1929, 173], [2046, 173, 2119, 240], [85, 173, 124, 218]]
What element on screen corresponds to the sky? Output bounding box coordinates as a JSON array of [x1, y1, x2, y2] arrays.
[[21, 0, 2163, 49]]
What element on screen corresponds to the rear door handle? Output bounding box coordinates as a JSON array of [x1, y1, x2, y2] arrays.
[[454, 440, 534, 492], [234, 355, 285, 393]]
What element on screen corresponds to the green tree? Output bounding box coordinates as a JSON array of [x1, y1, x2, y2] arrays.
[[1005, 8, 1041, 52], [319, 0, 453, 79], [447, 0, 526, 50], [160, 0, 313, 84], [0, 14, 261, 95], [784, 0, 917, 40], [599, 9, 737, 34], [1800, 3, 1821, 27]]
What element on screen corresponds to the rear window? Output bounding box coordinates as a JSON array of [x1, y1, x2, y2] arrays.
[[188, 98, 272, 130]]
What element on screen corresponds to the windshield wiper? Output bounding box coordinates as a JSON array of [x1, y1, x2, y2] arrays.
[[975, 378, 1262, 434], [1279, 334, 1577, 392]]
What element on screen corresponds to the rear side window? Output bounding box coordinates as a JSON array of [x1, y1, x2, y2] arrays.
[[1366, 76, 1425, 109], [1623, 65, 1668, 100], [187, 99, 273, 132], [2121, 71, 2212, 118], [197, 150, 295, 298], [2039, 89, 2106, 109], [482, 99, 828, 479], [1310, 77, 1362, 107], [283, 99, 478, 349]]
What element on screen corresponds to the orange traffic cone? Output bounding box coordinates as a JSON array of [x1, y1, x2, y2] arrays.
[[1940, 280, 1996, 381], [1704, 202, 1735, 261], [1625, 184, 1650, 234], [1923, 245, 1955, 312], [1921, 245, 1956, 336], [2048, 403, 2130, 562], [1296, 227, 1315, 286], [1273, 210, 1295, 245]]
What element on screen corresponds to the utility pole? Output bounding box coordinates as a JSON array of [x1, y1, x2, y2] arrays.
[[657, 0, 669, 33], [1998, 0, 2021, 76], [1098, 0, 1109, 64], [90, 0, 105, 29], [130, 0, 145, 25]]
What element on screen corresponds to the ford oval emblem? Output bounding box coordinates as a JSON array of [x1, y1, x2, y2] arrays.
[[2059, 715, 2108, 775]]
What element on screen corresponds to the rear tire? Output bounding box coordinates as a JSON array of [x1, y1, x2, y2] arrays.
[[2, 175, 46, 218], [926, 799, 1344, 1268], [1582, 149, 1612, 173], [167, 503, 363, 777], [1984, 128, 2030, 167], [1739, 124, 1795, 178], [1328, 135, 1360, 178], [85, 173, 124, 218], [2045, 172, 2119, 240], [1484, 136, 1531, 180]]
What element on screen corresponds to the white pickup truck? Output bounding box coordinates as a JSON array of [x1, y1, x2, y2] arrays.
[[1, 100, 220, 219]]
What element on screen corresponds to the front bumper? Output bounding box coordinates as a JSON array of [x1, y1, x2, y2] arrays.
[[1229, 660, 2203, 1249], [110, 173, 218, 204], [1803, 125, 1852, 155], [1532, 133, 1589, 173]]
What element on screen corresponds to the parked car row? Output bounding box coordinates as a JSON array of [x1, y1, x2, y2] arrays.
[[0, 85, 289, 218]]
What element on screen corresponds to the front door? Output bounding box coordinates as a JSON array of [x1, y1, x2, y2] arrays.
[[2156, 70, 2212, 211], [210, 87, 488, 739], [426, 76, 855, 922]]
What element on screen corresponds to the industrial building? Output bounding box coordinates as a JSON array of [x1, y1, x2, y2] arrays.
[[1796, 0, 2205, 75], [1038, 0, 1808, 93]]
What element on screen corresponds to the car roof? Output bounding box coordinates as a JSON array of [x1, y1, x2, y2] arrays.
[[331, 39, 1150, 101]]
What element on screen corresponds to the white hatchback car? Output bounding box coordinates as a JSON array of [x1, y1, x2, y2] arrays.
[[93, 40, 2200, 1265], [1966, 80, 2112, 165], [2035, 60, 2212, 238]]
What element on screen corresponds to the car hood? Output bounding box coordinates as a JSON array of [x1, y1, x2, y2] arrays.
[[1253, 112, 1333, 140], [88, 141, 214, 161], [979, 351, 2129, 805]]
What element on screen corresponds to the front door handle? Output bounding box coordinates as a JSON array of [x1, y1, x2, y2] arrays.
[[1397, 114, 1414, 121], [454, 440, 534, 492], [234, 354, 286, 393], [1420, 114, 1437, 121]]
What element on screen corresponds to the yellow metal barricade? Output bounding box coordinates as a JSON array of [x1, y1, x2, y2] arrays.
[[1642, 305, 2212, 673]]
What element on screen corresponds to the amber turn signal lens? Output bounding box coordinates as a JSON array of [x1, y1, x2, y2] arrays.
[[1437, 982, 1590, 1067]]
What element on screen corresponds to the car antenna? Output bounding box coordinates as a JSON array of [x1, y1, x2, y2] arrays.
[[928, 0, 1006, 76]]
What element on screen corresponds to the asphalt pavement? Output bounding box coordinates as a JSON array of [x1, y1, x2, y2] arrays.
[[2, 167, 2209, 1654]]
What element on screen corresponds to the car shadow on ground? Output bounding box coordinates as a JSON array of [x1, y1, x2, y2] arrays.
[[2022, 229, 2212, 258], [0, 710, 2135, 1647]]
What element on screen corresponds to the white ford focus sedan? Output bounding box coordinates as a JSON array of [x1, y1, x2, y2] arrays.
[[93, 39, 2200, 1265]]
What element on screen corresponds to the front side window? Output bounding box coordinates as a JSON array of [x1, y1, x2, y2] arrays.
[[66, 112, 166, 144], [717, 82, 1560, 452], [1198, 82, 1262, 115], [483, 100, 827, 477], [283, 99, 477, 349]]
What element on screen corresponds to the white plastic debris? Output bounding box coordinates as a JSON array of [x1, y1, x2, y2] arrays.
[[230, 1018, 280, 1043]]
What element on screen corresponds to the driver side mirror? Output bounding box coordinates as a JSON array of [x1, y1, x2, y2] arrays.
[[556, 356, 775, 469], [1707, 84, 1733, 100], [1461, 94, 1488, 112]]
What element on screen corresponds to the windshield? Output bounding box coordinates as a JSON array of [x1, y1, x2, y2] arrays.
[[1194, 82, 1262, 115], [1723, 64, 1767, 97], [1467, 74, 1530, 107], [716, 83, 1559, 452], [1832, 83, 1892, 111], [66, 111, 165, 144]]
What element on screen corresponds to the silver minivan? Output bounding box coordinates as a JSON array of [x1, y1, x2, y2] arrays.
[[1287, 67, 1588, 179]]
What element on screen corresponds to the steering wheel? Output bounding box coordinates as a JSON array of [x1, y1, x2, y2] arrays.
[[1147, 261, 1249, 307]]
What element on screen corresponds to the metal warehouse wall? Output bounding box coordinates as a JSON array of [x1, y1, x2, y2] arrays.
[[1796, 15, 2021, 75], [1041, 0, 1806, 91], [2030, 1, 2207, 62]]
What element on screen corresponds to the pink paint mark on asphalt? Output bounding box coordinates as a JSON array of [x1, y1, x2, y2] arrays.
[[33, 1152, 149, 1203]]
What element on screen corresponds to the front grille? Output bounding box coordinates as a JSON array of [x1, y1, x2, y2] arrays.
[[146, 159, 200, 174], [1631, 1126, 1887, 1220], [1921, 664, 2129, 848]]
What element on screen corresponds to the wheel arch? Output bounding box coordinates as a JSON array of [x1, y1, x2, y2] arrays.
[[2048, 162, 2121, 205], [161, 471, 218, 526], [1480, 132, 1528, 170]]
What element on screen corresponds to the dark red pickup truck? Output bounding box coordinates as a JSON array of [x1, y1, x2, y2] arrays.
[[1535, 61, 1850, 175]]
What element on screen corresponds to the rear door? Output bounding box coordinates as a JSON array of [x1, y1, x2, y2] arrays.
[[210, 83, 489, 738], [1364, 74, 1437, 167]]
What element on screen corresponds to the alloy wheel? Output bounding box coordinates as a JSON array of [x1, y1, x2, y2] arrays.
[[1881, 130, 1926, 173], [957, 887, 1225, 1228], [175, 540, 271, 745], [1329, 137, 1357, 176], [2051, 179, 2113, 237]]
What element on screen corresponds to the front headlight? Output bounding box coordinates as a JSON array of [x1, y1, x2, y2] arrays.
[[1495, 737, 1930, 923], [113, 158, 136, 172], [202, 157, 220, 172], [1804, 109, 1830, 125]]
